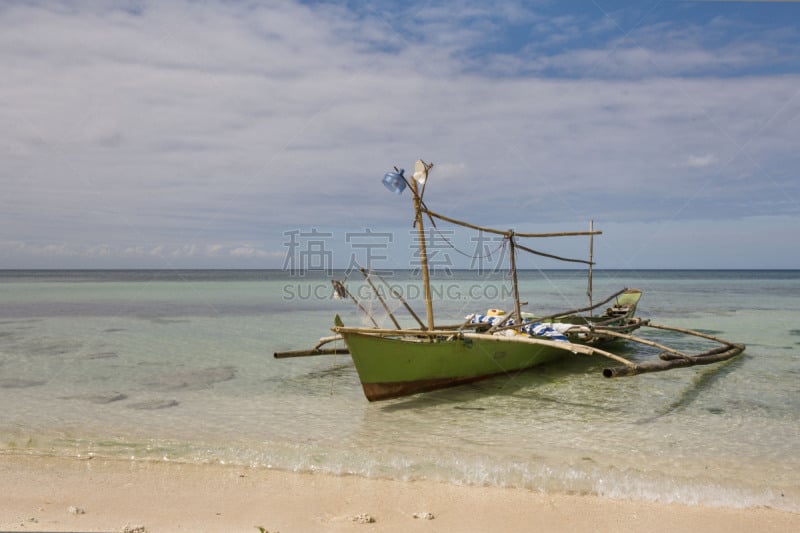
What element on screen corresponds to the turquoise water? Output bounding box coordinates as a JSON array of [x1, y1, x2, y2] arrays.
[[0, 269, 798, 512]]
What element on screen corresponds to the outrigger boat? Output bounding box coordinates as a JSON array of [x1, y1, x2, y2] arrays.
[[276, 160, 745, 402]]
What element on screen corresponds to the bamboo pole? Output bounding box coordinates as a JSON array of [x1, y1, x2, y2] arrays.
[[312, 335, 344, 349], [360, 268, 401, 329], [603, 343, 745, 377], [534, 288, 629, 322], [274, 347, 349, 358], [508, 232, 522, 327], [423, 207, 603, 238], [658, 344, 732, 361], [274, 334, 349, 358], [586, 327, 689, 358], [333, 325, 452, 337], [588, 220, 594, 317], [601, 322, 746, 377], [370, 270, 426, 329], [644, 322, 742, 347], [410, 177, 434, 330]]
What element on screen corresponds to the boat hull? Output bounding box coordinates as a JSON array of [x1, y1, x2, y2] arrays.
[[339, 289, 643, 401], [341, 331, 572, 401]]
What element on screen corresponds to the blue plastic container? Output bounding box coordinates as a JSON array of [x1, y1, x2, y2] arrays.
[[382, 169, 406, 194]]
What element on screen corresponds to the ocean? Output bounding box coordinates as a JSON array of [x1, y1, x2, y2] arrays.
[[0, 269, 798, 512]]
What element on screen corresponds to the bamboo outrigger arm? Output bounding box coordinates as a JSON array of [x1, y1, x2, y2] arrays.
[[583, 321, 689, 358], [274, 335, 349, 358], [598, 321, 746, 377], [602, 343, 745, 377]]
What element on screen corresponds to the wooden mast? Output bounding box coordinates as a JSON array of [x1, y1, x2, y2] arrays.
[[410, 176, 434, 331], [588, 219, 594, 317], [508, 230, 522, 327]]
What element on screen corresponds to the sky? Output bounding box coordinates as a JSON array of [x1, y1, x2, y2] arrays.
[[1, 0, 798, 270]]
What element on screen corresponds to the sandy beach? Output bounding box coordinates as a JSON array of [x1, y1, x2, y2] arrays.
[[0, 454, 796, 533]]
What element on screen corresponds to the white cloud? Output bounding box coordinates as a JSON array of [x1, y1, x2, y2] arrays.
[[0, 1, 797, 268], [683, 154, 718, 168], [0, 239, 272, 266], [229, 246, 268, 258]]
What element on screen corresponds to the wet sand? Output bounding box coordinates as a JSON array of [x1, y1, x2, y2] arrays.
[[1, 454, 796, 532]]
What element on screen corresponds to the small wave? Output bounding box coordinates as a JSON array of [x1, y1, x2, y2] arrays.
[[206, 444, 800, 513], [83, 351, 119, 360]]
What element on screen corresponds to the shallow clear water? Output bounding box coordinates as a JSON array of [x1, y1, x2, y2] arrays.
[[0, 269, 798, 512]]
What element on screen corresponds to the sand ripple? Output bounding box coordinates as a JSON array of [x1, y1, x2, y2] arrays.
[[0, 378, 47, 388], [60, 391, 128, 404], [126, 399, 180, 410]]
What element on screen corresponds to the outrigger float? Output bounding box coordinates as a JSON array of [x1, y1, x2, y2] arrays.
[[275, 160, 745, 402]]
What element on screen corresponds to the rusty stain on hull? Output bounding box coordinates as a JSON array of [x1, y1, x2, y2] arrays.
[[361, 371, 517, 402]]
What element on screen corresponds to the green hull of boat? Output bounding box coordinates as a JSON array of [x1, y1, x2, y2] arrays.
[[340, 289, 642, 401], [341, 330, 570, 401]]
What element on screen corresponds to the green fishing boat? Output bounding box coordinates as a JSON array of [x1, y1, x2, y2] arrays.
[[334, 289, 643, 401], [276, 159, 745, 402]]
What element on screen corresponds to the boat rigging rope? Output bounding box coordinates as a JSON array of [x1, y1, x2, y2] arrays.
[[429, 226, 508, 260], [426, 212, 593, 266]]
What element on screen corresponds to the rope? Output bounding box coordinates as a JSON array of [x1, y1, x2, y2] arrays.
[[427, 214, 592, 266], [429, 226, 508, 260]]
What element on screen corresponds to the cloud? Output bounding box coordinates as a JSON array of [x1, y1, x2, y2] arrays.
[[682, 154, 718, 168], [0, 239, 272, 265], [229, 246, 269, 258], [0, 1, 798, 268]]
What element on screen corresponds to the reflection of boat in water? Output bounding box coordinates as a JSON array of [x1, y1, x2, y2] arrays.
[[276, 159, 745, 402]]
